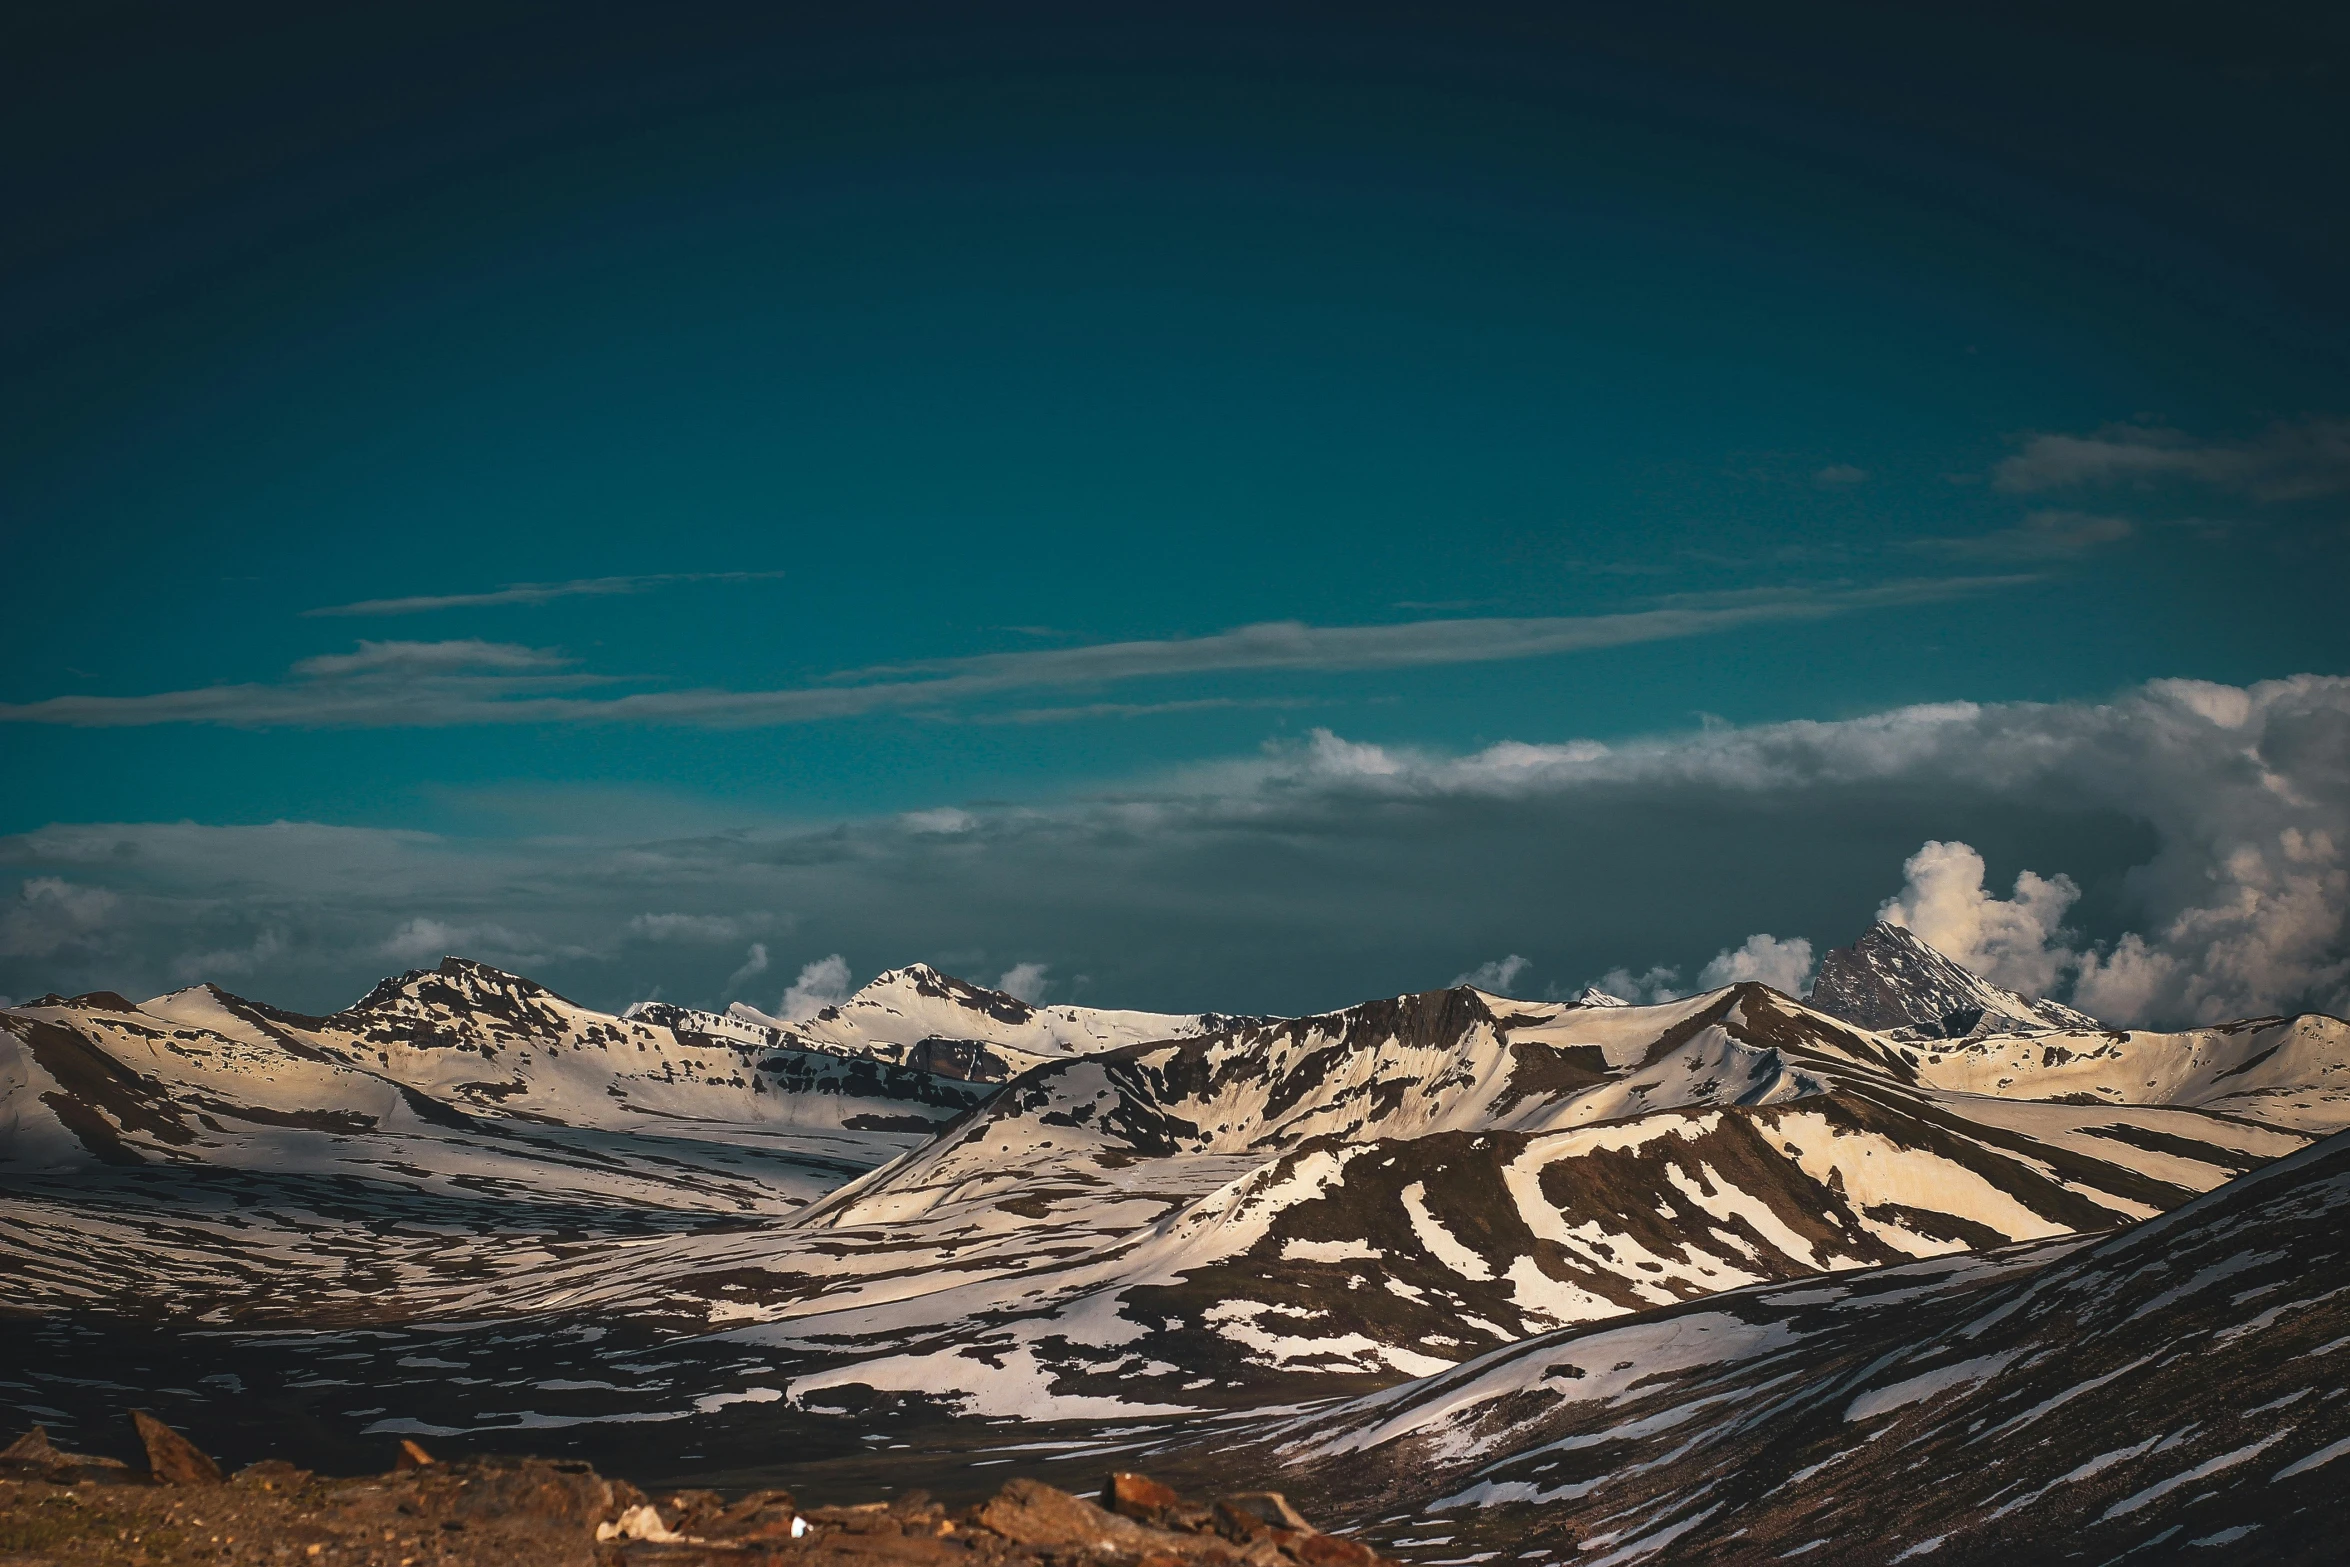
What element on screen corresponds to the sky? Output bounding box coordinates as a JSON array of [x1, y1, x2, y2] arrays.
[[2, 2, 2345, 1024]]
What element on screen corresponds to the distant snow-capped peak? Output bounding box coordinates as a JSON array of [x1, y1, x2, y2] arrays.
[[1805, 921, 2099, 1038], [722, 961, 1255, 1078]]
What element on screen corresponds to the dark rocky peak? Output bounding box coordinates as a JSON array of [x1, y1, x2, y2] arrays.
[[21, 991, 143, 1013], [1806, 921, 2098, 1038]]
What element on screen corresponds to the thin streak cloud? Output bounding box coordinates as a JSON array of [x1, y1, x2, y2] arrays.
[[304, 571, 789, 617], [0, 577, 2028, 731], [1993, 416, 2350, 502]]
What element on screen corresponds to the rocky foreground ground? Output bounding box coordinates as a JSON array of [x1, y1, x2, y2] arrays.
[[0, 1418, 1386, 1567]]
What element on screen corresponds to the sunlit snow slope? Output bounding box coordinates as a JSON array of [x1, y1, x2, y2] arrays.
[[703, 982, 2335, 1416], [0, 960, 987, 1321], [1238, 1124, 2350, 1567]]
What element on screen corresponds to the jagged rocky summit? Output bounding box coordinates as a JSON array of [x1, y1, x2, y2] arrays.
[[1805, 919, 2100, 1038]]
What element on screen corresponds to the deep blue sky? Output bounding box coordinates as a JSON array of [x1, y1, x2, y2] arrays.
[[2, 3, 2345, 1017]]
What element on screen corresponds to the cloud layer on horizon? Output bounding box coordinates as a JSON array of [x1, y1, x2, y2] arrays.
[[1, 675, 2342, 1030]]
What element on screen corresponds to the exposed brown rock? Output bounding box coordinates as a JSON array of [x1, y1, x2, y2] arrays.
[[0, 1428, 61, 1466], [1291, 1535, 1382, 1567], [396, 1438, 436, 1470], [1105, 1472, 1182, 1524], [132, 1410, 222, 1485], [713, 1488, 801, 1540], [1217, 1494, 1313, 1536], [974, 1477, 1159, 1553], [0, 1424, 133, 1487]]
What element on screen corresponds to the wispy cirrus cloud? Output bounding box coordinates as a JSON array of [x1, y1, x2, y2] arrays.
[[0, 641, 609, 729], [1994, 415, 2350, 502], [0, 577, 2028, 731], [1913, 509, 2136, 560], [303, 571, 788, 617], [289, 640, 573, 677]]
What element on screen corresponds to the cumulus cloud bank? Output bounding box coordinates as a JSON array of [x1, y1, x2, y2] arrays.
[[1698, 934, 1817, 994], [1880, 841, 2079, 999], [1591, 934, 1814, 1005], [1, 676, 2341, 1028]]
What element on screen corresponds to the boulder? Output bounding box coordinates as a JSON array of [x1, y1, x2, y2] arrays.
[[132, 1411, 222, 1485]]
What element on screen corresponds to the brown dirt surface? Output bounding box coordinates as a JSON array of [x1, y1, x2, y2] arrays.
[[0, 1423, 1390, 1567]]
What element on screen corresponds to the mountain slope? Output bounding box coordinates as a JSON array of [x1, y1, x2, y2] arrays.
[[1239, 1124, 2350, 1566], [677, 984, 2324, 1416], [0, 962, 991, 1322], [5, 949, 2347, 1449]]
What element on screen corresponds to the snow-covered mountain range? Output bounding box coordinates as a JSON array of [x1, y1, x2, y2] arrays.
[[4, 931, 2347, 1558]]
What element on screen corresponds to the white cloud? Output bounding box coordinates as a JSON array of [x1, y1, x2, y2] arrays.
[[1599, 934, 1816, 1002], [1879, 840, 2080, 999], [779, 954, 852, 1020], [289, 641, 570, 678], [1452, 954, 1530, 994], [1696, 933, 1816, 994], [726, 943, 770, 994], [996, 962, 1050, 1004], [1994, 416, 2350, 502], [1594, 965, 1686, 1005], [1814, 464, 1869, 486]]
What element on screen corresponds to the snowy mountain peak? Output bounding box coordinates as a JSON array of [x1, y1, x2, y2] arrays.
[[346, 955, 571, 1014], [865, 964, 1041, 1024], [1573, 987, 1632, 1008], [741, 962, 1256, 1081], [1806, 921, 2099, 1038]]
